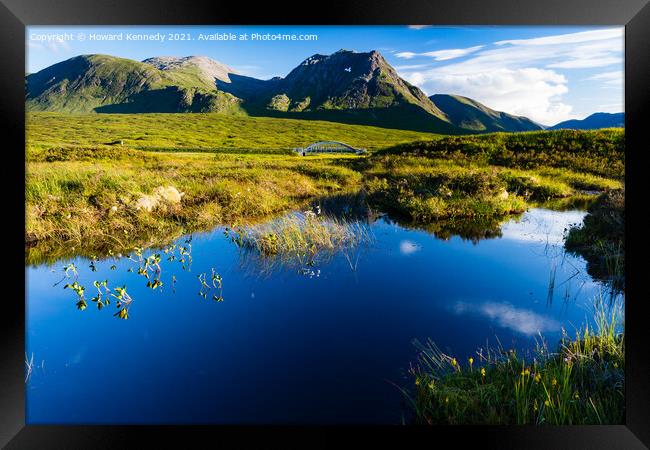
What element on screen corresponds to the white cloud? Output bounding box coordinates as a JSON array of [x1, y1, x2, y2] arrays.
[[408, 25, 432, 30], [596, 103, 624, 113], [396, 45, 483, 61], [395, 28, 623, 125], [421, 46, 484, 61], [394, 64, 431, 71], [495, 28, 623, 46], [586, 70, 623, 86], [548, 57, 622, 69], [403, 67, 575, 124], [395, 51, 417, 59]]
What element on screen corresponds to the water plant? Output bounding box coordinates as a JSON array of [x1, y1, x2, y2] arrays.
[[197, 268, 224, 301], [91, 279, 110, 310], [64, 281, 87, 310], [111, 286, 133, 320]]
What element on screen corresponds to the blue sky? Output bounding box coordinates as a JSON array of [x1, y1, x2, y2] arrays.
[[26, 25, 623, 126]]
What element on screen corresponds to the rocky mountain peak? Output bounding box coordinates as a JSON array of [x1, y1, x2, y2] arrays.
[[142, 55, 236, 83]]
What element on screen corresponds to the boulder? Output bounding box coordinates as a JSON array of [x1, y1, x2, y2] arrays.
[[134, 186, 184, 212]]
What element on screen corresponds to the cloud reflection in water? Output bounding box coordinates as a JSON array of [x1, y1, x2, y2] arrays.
[[454, 301, 561, 336]]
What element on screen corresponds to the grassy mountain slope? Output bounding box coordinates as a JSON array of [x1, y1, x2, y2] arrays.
[[26, 54, 245, 114], [429, 94, 542, 132]]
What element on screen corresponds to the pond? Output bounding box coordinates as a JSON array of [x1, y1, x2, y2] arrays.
[[25, 203, 613, 424]]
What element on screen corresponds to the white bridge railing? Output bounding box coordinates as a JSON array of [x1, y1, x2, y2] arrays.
[[294, 141, 367, 155]]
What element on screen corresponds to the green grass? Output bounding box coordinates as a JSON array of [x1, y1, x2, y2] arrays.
[[405, 293, 624, 425], [26, 112, 440, 155], [378, 128, 625, 179], [360, 155, 621, 223]]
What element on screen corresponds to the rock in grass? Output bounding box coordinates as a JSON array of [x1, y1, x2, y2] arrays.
[[134, 186, 185, 212]]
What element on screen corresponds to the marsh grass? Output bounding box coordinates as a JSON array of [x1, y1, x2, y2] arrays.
[[378, 128, 625, 179], [565, 189, 625, 288], [227, 211, 373, 274], [25, 150, 363, 264], [404, 292, 624, 425], [362, 155, 620, 225]]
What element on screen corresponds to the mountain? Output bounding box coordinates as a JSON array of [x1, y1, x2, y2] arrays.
[[549, 112, 624, 130], [26, 54, 244, 114], [217, 49, 460, 134], [26, 51, 544, 135], [429, 94, 542, 132], [142, 55, 236, 85]]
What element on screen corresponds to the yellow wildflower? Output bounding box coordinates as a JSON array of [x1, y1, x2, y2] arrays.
[[428, 381, 435, 390], [481, 367, 486, 377], [545, 400, 551, 407], [469, 357, 474, 366], [551, 378, 557, 387], [415, 378, 420, 386], [451, 358, 457, 367], [534, 373, 541, 383]]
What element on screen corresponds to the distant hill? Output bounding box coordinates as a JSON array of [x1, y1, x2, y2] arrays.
[[429, 94, 542, 132], [26, 54, 244, 114], [549, 112, 624, 130]]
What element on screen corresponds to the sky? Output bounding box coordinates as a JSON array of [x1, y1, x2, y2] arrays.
[[26, 25, 624, 126]]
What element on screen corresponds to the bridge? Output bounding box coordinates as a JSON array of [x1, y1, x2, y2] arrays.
[[294, 141, 367, 155]]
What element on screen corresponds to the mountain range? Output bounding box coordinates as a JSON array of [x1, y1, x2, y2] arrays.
[[25, 50, 622, 134], [548, 112, 624, 130]]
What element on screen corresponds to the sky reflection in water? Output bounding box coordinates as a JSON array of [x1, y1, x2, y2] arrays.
[[26, 208, 610, 424]]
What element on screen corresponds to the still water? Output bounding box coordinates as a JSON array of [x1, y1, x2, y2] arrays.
[[26, 207, 607, 424]]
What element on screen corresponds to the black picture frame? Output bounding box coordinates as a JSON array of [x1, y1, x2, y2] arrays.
[[2, 0, 648, 447]]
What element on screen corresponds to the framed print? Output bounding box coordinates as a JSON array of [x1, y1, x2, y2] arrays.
[[1, 0, 648, 447]]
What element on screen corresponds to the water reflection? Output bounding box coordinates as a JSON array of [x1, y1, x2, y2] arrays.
[[26, 201, 618, 424], [453, 301, 561, 336]]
